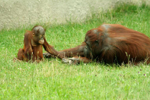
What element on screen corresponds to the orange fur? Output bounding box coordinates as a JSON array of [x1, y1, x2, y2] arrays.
[[17, 25, 63, 62]]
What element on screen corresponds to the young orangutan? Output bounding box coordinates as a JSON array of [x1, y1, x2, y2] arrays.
[[16, 25, 62, 62]]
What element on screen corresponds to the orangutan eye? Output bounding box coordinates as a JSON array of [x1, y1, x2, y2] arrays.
[[95, 40, 99, 45], [39, 35, 42, 38]]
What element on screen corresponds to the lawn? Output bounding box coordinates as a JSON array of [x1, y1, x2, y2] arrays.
[[0, 3, 150, 100]]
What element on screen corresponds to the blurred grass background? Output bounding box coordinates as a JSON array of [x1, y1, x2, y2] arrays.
[[0, 2, 150, 100]]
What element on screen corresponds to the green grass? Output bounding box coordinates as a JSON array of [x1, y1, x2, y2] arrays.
[[1, 3, 150, 100]]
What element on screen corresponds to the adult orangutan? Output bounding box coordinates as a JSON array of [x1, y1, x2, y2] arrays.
[[16, 25, 62, 62], [45, 24, 150, 65]]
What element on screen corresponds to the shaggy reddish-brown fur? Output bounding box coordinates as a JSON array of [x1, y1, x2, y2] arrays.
[[56, 24, 150, 64]]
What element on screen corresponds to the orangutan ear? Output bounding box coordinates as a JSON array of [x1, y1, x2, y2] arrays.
[[33, 33, 35, 36]]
